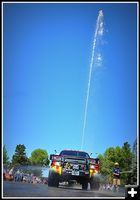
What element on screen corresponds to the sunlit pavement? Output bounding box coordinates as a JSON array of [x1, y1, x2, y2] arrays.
[[3, 181, 125, 198]]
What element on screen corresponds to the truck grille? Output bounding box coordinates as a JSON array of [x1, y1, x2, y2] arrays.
[[64, 158, 86, 164], [62, 157, 87, 170]]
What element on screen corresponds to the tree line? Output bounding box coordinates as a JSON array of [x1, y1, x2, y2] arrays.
[[3, 144, 50, 167], [98, 141, 137, 186]]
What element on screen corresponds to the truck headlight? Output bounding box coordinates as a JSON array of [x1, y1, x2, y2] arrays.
[[90, 165, 95, 169]]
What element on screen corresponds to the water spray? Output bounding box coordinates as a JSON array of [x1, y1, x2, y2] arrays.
[[81, 10, 104, 150]]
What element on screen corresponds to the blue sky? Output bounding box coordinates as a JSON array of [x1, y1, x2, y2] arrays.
[[3, 3, 138, 160]]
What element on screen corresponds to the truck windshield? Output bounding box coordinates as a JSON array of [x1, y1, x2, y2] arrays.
[[59, 150, 90, 158]]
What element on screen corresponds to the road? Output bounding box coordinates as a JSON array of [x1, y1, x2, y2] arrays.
[[3, 181, 125, 198]]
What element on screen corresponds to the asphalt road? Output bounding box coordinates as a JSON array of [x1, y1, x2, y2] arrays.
[[3, 181, 125, 198]]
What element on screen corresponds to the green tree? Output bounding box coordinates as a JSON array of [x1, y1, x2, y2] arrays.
[[120, 142, 133, 185], [98, 147, 116, 183], [121, 142, 133, 170], [3, 145, 10, 165], [98, 142, 133, 185], [12, 144, 29, 166], [131, 138, 137, 184], [29, 148, 50, 166]]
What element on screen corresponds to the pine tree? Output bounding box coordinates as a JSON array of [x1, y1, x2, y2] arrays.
[[12, 144, 29, 166], [3, 145, 10, 165], [131, 138, 137, 184]]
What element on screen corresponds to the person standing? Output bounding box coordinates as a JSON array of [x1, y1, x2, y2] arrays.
[[112, 162, 121, 192]]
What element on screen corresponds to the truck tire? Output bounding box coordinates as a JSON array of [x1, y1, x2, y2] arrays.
[[82, 180, 88, 190], [90, 176, 100, 190], [48, 171, 59, 187]]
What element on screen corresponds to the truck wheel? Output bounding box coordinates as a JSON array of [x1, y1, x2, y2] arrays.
[[82, 181, 88, 190], [48, 171, 59, 187], [90, 176, 100, 190]]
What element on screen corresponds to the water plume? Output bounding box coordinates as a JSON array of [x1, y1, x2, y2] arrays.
[[7, 165, 50, 177], [81, 10, 104, 150]]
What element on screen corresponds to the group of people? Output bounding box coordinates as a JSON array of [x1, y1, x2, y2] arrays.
[[3, 167, 47, 184], [14, 170, 34, 183]]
